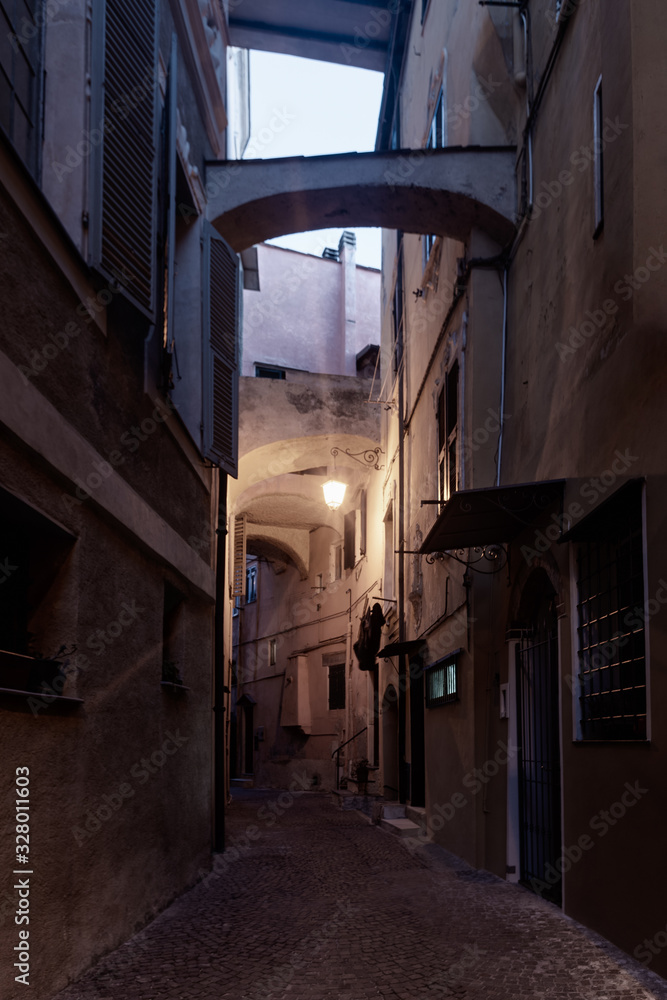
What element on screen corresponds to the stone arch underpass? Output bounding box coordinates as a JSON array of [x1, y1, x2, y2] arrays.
[[230, 433, 381, 579], [206, 146, 517, 250]]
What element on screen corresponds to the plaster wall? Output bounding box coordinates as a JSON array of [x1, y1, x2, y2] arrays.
[[241, 243, 380, 378], [380, 0, 667, 975], [0, 155, 214, 1000]]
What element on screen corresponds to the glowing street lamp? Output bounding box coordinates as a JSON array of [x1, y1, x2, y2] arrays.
[[322, 479, 347, 510]]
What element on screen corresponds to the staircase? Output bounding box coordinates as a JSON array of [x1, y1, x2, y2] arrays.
[[378, 802, 427, 839]]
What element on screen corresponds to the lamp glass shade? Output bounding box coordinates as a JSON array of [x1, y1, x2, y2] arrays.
[[323, 479, 346, 510]]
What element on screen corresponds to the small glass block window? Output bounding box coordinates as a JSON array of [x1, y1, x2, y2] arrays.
[[426, 651, 461, 707]]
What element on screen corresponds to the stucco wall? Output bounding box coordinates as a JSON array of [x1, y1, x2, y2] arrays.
[[0, 137, 215, 1000], [241, 243, 380, 377]]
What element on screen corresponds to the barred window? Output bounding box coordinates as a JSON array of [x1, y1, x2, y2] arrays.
[[426, 651, 461, 708], [575, 483, 646, 740]]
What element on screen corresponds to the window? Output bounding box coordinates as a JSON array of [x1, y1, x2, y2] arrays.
[[426, 651, 461, 707], [427, 86, 446, 151], [593, 76, 604, 237], [392, 234, 404, 375], [268, 638, 277, 666], [0, 486, 75, 694], [330, 542, 343, 583], [438, 360, 459, 501], [344, 491, 367, 570], [0, 0, 42, 176], [328, 662, 346, 710], [246, 564, 257, 603], [575, 483, 646, 740], [384, 501, 394, 602], [423, 232, 437, 269], [255, 365, 285, 379], [315, 573, 324, 594]]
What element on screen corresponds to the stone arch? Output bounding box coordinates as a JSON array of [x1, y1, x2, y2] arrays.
[[206, 147, 516, 251]]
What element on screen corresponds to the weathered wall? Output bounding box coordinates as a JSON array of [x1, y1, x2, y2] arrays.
[[0, 107, 215, 1000], [379, 0, 667, 978], [241, 243, 380, 378]]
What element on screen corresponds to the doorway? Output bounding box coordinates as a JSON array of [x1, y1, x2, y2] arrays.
[[515, 570, 562, 904], [382, 685, 399, 799]]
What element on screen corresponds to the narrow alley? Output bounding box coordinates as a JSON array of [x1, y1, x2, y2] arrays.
[[54, 792, 667, 1000]]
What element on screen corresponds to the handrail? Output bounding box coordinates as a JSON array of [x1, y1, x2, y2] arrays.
[[331, 726, 368, 791], [331, 726, 368, 758]]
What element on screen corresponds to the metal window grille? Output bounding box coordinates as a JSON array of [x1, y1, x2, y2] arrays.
[[426, 654, 459, 707], [328, 662, 345, 710], [0, 0, 42, 176], [576, 490, 646, 740]]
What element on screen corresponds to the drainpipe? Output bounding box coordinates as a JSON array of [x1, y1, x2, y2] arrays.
[[397, 359, 407, 802], [460, 311, 468, 491], [495, 268, 509, 487], [214, 470, 228, 852]]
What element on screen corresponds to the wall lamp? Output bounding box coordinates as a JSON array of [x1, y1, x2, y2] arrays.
[[322, 446, 385, 510]]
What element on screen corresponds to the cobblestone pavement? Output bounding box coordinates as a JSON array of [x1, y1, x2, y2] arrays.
[[56, 790, 667, 1000]]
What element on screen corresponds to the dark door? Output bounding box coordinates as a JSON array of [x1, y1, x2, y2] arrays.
[[516, 577, 562, 904], [409, 654, 425, 807], [243, 702, 254, 775]]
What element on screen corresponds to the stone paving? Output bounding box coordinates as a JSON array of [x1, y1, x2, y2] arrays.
[[55, 790, 667, 1000]]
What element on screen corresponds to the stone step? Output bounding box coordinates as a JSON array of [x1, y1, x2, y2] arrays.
[[405, 805, 427, 832], [380, 802, 406, 820], [230, 777, 254, 788], [380, 817, 422, 838]]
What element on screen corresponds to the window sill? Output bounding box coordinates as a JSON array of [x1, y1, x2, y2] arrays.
[[571, 738, 650, 746], [0, 687, 83, 713]]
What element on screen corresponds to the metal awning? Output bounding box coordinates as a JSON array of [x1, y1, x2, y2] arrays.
[[420, 480, 566, 553], [378, 638, 429, 658], [228, 0, 395, 72]]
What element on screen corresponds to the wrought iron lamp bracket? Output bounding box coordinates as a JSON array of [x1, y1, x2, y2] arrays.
[[330, 446, 385, 472], [424, 544, 508, 575]]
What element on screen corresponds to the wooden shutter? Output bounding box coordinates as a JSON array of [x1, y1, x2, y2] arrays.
[[90, 0, 158, 316], [202, 222, 240, 477], [231, 515, 246, 598]]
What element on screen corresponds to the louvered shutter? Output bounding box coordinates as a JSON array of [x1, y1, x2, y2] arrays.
[[90, 0, 158, 316], [202, 222, 240, 477], [231, 515, 246, 597]]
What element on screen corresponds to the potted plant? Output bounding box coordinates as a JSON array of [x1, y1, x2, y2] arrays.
[[352, 757, 371, 795]]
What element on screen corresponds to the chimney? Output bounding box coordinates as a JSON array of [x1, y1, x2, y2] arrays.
[[338, 230, 357, 376]]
